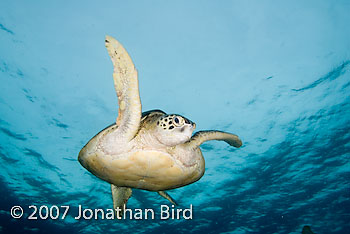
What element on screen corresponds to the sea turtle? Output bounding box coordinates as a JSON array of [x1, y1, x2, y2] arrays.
[[78, 35, 242, 217]]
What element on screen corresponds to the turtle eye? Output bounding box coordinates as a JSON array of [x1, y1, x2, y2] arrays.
[[173, 116, 182, 126]]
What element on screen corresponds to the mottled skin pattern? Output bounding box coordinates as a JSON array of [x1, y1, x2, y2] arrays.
[[78, 36, 242, 217]]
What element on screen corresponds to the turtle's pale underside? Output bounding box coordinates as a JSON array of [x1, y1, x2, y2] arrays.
[[78, 36, 242, 217]]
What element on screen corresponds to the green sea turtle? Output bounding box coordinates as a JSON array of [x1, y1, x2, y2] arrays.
[[78, 35, 242, 217]]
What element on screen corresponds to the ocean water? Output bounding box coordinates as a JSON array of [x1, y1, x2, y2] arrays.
[[0, 1, 349, 233]]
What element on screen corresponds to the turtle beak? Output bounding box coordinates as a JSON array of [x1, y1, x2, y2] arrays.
[[192, 122, 196, 130]]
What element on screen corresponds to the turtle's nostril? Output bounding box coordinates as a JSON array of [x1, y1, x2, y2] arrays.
[[192, 123, 196, 129]]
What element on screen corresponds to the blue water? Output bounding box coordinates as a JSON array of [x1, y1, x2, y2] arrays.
[[1, 1, 349, 233]]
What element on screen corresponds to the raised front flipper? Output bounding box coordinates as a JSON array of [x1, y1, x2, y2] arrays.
[[105, 36, 141, 142], [111, 185, 132, 219], [184, 130, 242, 149], [158, 191, 178, 205]]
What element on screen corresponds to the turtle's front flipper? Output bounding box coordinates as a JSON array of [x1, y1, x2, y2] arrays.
[[185, 130, 242, 149], [158, 191, 178, 205], [111, 184, 132, 219], [105, 36, 141, 142]]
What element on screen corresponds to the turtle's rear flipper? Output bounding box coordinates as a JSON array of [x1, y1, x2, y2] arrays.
[[111, 185, 132, 219], [158, 191, 178, 205]]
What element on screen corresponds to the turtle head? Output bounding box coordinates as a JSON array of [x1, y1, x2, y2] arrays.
[[154, 114, 196, 146]]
